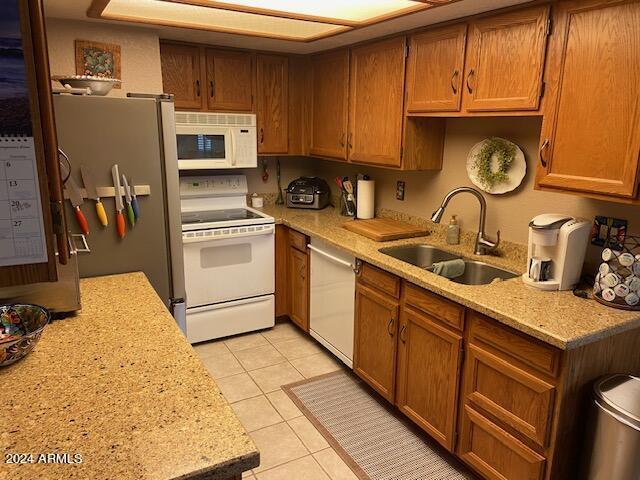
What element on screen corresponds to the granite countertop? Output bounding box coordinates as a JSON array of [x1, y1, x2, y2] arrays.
[[261, 204, 640, 350], [0, 273, 258, 480]]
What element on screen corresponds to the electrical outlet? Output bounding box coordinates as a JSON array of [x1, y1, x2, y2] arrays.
[[396, 181, 405, 201]]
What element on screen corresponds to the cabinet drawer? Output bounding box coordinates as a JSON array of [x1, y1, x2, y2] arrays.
[[463, 344, 555, 449], [403, 283, 465, 331], [358, 263, 400, 298], [459, 406, 546, 480], [468, 311, 560, 378], [288, 229, 308, 252]]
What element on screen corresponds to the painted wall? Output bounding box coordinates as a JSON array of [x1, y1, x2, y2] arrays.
[[45, 18, 163, 97], [309, 117, 640, 246]]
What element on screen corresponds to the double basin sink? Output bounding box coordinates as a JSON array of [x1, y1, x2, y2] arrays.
[[379, 244, 519, 286]]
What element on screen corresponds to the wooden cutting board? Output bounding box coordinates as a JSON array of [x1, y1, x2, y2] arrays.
[[342, 218, 429, 242]]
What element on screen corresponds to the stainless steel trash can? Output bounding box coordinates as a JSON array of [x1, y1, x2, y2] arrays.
[[583, 374, 640, 480]]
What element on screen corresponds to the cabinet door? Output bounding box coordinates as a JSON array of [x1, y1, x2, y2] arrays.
[[288, 245, 308, 331], [536, 0, 640, 199], [205, 49, 254, 112], [309, 49, 349, 160], [406, 24, 467, 113], [354, 284, 399, 402], [160, 43, 204, 110], [275, 225, 288, 317], [461, 344, 555, 449], [463, 6, 550, 112], [349, 37, 406, 167], [458, 406, 546, 480], [395, 307, 463, 451], [256, 55, 289, 154]]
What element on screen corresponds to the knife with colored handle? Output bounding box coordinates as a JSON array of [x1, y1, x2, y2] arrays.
[[66, 174, 89, 235], [80, 165, 108, 227], [130, 181, 140, 220], [121, 174, 136, 228], [111, 164, 125, 238]]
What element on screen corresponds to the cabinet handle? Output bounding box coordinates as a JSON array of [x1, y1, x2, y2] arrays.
[[539, 138, 550, 167], [466, 69, 474, 94], [209, 80, 214, 98], [259, 128, 264, 144], [451, 70, 458, 94], [195, 80, 201, 97], [400, 324, 406, 343], [339, 132, 346, 147], [348, 132, 353, 149], [387, 318, 394, 337]]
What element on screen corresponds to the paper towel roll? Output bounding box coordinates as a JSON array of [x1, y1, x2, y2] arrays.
[[357, 179, 375, 219]]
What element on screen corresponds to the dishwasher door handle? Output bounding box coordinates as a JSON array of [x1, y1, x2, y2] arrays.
[[308, 244, 354, 270]]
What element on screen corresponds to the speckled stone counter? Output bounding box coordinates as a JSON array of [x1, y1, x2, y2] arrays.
[[261, 205, 640, 350], [0, 273, 258, 480]]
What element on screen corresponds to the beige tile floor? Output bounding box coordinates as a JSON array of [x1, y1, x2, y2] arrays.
[[194, 321, 358, 480]]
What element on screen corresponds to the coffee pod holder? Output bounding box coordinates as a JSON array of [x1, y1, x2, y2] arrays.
[[593, 235, 640, 311]]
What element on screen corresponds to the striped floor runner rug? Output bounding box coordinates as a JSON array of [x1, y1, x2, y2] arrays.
[[283, 371, 475, 480]]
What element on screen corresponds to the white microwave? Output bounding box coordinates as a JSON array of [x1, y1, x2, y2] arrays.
[[175, 111, 257, 170]]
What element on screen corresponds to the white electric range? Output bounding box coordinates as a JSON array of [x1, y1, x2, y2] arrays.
[[180, 175, 275, 343]]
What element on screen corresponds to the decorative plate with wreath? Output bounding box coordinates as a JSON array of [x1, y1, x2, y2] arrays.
[[466, 137, 526, 194]]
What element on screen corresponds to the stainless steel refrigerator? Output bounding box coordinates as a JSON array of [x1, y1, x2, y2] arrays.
[[53, 94, 186, 329]]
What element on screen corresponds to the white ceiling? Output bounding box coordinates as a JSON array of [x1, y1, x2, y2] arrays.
[[44, 0, 532, 54]]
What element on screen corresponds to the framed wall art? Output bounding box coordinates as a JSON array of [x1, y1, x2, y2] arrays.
[[75, 40, 121, 88]]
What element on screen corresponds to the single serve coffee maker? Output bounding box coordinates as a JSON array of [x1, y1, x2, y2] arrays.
[[522, 214, 591, 291]]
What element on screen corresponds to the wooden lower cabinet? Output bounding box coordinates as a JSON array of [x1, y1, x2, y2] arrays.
[[287, 242, 309, 332], [462, 344, 556, 449], [458, 406, 546, 480], [319, 260, 640, 479], [353, 283, 399, 402], [274, 225, 288, 317], [395, 306, 463, 451]]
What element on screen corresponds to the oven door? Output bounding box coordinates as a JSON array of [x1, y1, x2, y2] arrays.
[[176, 124, 234, 169], [183, 224, 274, 308]]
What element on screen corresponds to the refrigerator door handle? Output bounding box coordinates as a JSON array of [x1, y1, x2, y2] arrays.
[[170, 298, 187, 335]]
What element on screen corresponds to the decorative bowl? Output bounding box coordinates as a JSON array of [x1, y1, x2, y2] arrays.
[[0, 304, 50, 367], [54, 75, 121, 96]]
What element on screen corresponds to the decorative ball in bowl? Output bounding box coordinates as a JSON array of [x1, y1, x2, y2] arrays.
[[54, 75, 121, 96], [0, 304, 50, 367]]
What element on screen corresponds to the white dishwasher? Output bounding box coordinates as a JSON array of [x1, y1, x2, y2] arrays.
[[308, 238, 357, 368]]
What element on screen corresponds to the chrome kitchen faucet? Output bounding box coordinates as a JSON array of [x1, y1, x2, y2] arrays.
[[431, 187, 500, 255]]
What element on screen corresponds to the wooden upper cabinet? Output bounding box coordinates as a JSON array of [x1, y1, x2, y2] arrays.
[[205, 49, 254, 112], [536, 0, 640, 200], [160, 43, 203, 110], [463, 5, 550, 112], [406, 24, 467, 113], [256, 54, 289, 154], [309, 49, 350, 160], [395, 307, 463, 452], [349, 37, 406, 167], [354, 283, 399, 402]]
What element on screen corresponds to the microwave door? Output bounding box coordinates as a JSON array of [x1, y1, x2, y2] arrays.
[[176, 127, 232, 169]]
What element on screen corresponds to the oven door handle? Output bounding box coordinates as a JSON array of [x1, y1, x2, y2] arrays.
[[182, 225, 274, 243], [308, 244, 355, 270]]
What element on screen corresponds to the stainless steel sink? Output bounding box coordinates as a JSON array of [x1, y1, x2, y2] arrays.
[[379, 244, 519, 286], [379, 244, 460, 268], [450, 260, 519, 285]]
